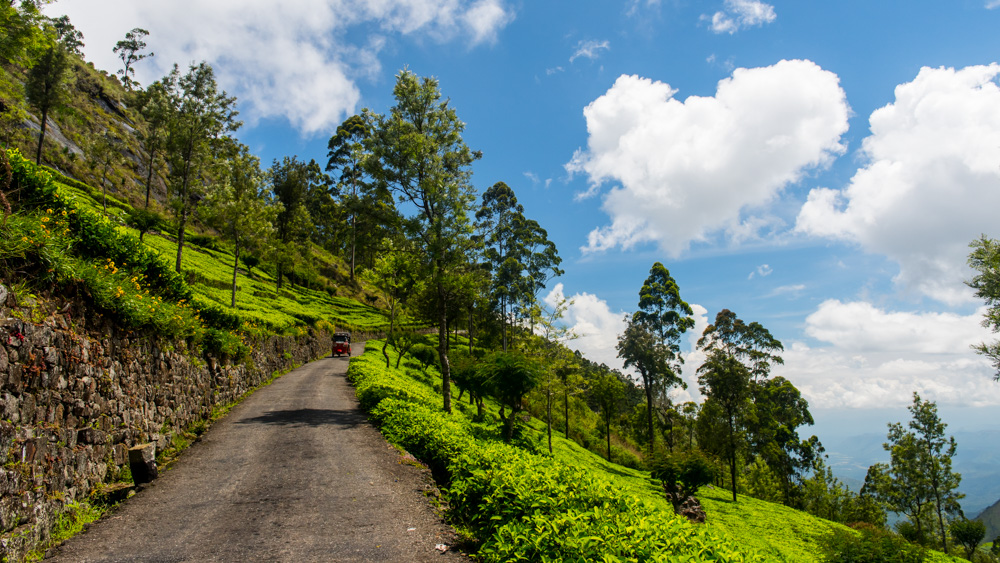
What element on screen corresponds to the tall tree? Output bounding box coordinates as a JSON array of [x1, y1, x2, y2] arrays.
[[113, 27, 152, 91], [25, 15, 82, 164], [634, 262, 695, 348], [618, 263, 693, 456], [163, 62, 241, 273], [865, 393, 963, 553], [475, 181, 522, 351], [270, 156, 322, 289], [327, 112, 380, 280], [617, 316, 673, 457], [367, 70, 480, 414], [697, 309, 784, 502], [88, 129, 122, 214], [751, 376, 820, 505], [134, 80, 171, 208], [590, 370, 625, 461], [203, 143, 278, 308], [967, 235, 1000, 380], [697, 351, 749, 501]]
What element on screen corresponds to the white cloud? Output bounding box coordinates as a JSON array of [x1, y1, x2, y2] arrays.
[[568, 59, 849, 255], [748, 264, 773, 279], [766, 283, 806, 297], [544, 284, 628, 375], [46, 0, 514, 136], [779, 299, 999, 409], [987, 0, 1000, 9], [705, 0, 776, 34], [795, 64, 1000, 305], [570, 39, 611, 63]]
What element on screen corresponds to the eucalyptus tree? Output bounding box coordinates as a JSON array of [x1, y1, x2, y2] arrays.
[[327, 112, 396, 279], [617, 316, 672, 456], [366, 70, 480, 414], [617, 263, 693, 456], [696, 309, 784, 502], [134, 80, 171, 208], [25, 15, 82, 164], [475, 181, 563, 350], [88, 130, 122, 214], [866, 393, 963, 554], [203, 143, 278, 307], [270, 156, 325, 289], [113, 27, 152, 91], [163, 62, 241, 273], [590, 370, 625, 461]]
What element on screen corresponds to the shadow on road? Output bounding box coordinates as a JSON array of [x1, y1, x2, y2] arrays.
[[237, 408, 368, 428]]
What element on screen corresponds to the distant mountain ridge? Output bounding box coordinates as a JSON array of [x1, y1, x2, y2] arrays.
[[978, 498, 1000, 543]]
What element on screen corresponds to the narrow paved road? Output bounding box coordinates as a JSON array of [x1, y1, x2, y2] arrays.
[[50, 344, 469, 562]]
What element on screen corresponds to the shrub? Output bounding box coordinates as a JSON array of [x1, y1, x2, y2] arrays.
[[949, 518, 986, 559], [821, 523, 927, 563], [650, 450, 717, 513]]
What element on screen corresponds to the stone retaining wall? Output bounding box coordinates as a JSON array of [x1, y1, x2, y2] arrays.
[[0, 283, 336, 561]]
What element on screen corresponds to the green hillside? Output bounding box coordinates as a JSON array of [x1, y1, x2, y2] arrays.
[[346, 340, 965, 562]]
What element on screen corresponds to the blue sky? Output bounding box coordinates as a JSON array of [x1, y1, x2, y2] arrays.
[[50, 1, 1000, 447]]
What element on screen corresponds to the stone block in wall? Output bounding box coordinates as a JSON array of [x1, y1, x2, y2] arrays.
[[76, 427, 106, 445], [128, 443, 157, 485]]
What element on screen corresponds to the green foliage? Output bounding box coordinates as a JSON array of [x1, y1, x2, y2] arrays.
[[950, 519, 986, 559], [821, 524, 927, 563], [651, 450, 717, 512], [865, 393, 963, 553], [968, 235, 1000, 380]]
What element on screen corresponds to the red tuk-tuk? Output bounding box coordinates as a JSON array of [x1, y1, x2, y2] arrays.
[[332, 332, 351, 357]]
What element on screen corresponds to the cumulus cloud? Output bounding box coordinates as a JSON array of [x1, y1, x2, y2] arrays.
[[544, 284, 628, 374], [705, 0, 776, 34], [46, 0, 514, 136], [748, 264, 773, 279], [570, 40, 611, 63], [780, 299, 998, 409], [567, 59, 849, 255], [795, 64, 1000, 305]]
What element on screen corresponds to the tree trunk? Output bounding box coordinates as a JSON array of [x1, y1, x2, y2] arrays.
[[546, 389, 553, 454], [350, 212, 356, 280], [564, 386, 570, 438], [101, 163, 109, 214], [437, 274, 451, 414], [230, 236, 240, 308], [644, 378, 655, 457], [35, 105, 48, 165], [606, 413, 612, 462], [382, 299, 396, 368], [175, 207, 187, 274], [728, 413, 738, 502], [144, 145, 156, 208]]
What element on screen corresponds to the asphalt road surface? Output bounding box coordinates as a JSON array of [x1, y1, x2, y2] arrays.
[[49, 343, 470, 562]]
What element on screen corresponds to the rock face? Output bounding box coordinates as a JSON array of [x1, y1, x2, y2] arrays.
[[0, 283, 335, 561]]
